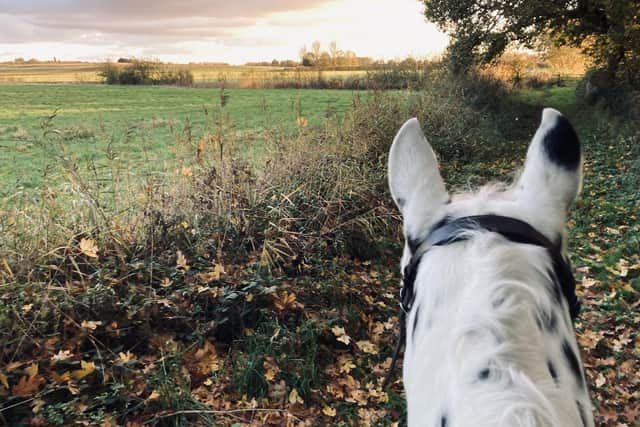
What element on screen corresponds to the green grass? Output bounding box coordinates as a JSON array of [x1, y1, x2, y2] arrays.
[[0, 85, 358, 200]]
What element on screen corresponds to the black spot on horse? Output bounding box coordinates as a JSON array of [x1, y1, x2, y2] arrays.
[[478, 367, 490, 381], [441, 414, 447, 427], [536, 308, 558, 333], [547, 360, 558, 384], [576, 400, 587, 427], [412, 306, 420, 338], [562, 339, 585, 388], [542, 112, 581, 170], [396, 197, 406, 208], [546, 268, 563, 305], [492, 295, 505, 309]]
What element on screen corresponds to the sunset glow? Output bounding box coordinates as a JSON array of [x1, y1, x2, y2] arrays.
[[0, 0, 448, 63]]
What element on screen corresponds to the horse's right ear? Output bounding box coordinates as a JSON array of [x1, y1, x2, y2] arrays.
[[388, 118, 449, 227], [517, 108, 582, 218]]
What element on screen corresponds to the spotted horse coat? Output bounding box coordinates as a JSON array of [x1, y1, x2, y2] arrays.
[[387, 109, 594, 427]]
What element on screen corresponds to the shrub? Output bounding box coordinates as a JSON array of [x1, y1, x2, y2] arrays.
[[577, 68, 640, 120], [100, 60, 194, 86]]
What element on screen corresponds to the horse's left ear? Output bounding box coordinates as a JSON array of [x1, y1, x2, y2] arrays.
[[517, 108, 582, 216], [388, 118, 449, 227]]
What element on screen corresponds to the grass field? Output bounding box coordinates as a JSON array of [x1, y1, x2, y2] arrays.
[[0, 84, 359, 201], [0, 62, 369, 85]]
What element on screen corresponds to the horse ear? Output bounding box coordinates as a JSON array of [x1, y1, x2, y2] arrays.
[[517, 108, 582, 217], [388, 118, 449, 229]]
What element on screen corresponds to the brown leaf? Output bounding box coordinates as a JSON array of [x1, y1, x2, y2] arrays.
[[356, 340, 379, 355], [196, 264, 225, 283], [12, 375, 45, 397], [273, 291, 302, 312], [50, 371, 71, 384], [263, 356, 280, 381], [337, 355, 356, 374]]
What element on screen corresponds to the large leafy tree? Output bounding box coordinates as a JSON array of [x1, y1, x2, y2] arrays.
[[423, 0, 640, 84]]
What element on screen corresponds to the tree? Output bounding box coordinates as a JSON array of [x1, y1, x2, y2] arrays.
[[329, 41, 339, 65], [298, 45, 308, 63], [311, 40, 322, 60], [423, 0, 640, 84]]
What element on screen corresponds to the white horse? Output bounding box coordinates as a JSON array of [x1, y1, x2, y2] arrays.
[[388, 109, 594, 427]]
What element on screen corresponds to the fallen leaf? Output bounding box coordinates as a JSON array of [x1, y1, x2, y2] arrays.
[[331, 326, 352, 345], [196, 264, 225, 283], [72, 360, 95, 380], [581, 277, 598, 288], [263, 357, 280, 381], [51, 350, 73, 363], [25, 363, 38, 379], [578, 330, 604, 349], [12, 375, 45, 397], [322, 406, 336, 417], [32, 398, 46, 413], [118, 351, 135, 363], [194, 342, 221, 373], [337, 355, 356, 374], [81, 320, 102, 331], [67, 380, 79, 395], [50, 371, 71, 384], [176, 250, 189, 271], [79, 238, 99, 258], [356, 340, 379, 355], [595, 373, 606, 388], [273, 291, 301, 312], [288, 388, 304, 404], [0, 372, 8, 389]]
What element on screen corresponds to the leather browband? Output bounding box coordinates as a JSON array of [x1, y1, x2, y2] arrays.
[[401, 215, 578, 317]]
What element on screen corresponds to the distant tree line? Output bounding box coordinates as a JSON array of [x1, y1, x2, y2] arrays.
[[298, 41, 373, 67]]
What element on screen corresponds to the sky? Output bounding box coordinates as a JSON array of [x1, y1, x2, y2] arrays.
[[0, 0, 448, 64]]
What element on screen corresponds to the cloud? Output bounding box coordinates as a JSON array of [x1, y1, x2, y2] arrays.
[[1, 0, 331, 18], [0, 0, 331, 44], [0, 0, 447, 64]]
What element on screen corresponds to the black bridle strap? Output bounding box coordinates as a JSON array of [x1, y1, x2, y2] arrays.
[[381, 310, 405, 389], [426, 215, 554, 249], [383, 214, 579, 388]]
